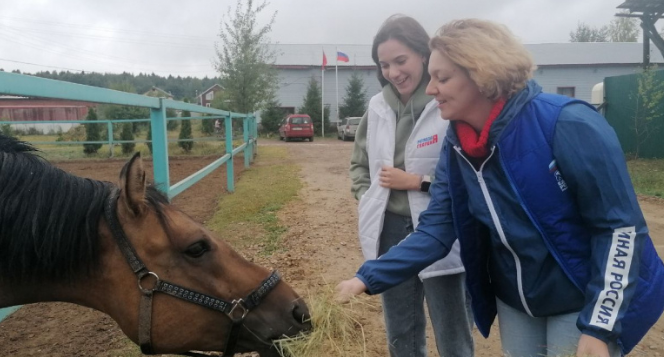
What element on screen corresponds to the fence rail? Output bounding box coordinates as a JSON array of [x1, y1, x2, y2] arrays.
[[0, 118, 240, 153], [0, 71, 257, 198]]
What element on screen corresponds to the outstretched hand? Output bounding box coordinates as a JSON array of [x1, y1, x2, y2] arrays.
[[335, 277, 367, 303]]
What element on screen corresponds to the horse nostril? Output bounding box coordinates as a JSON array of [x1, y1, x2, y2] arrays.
[[292, 301, 311, 328]]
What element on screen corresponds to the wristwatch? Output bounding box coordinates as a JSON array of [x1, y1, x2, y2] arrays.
[[420, 175, 431, 193]]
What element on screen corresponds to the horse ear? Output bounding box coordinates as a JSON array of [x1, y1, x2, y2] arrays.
[[119, 152, 147, 217]]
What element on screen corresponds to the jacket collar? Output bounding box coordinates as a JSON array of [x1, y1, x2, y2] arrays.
[[446, 80, 543, 147]]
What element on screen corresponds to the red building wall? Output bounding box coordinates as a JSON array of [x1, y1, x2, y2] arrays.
[[0, 99, 96, 121]]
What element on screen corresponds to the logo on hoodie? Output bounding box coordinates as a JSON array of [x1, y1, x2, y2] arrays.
[[417, 134, 438, 148], [549, 160, 568, 192]]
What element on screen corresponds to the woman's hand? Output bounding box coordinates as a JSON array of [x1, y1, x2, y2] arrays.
[[379, 166, 420, 190], [335, 277, 367, 303], [576, 334, 610, 357]]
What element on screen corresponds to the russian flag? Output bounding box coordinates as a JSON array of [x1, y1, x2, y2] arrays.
[[337, 51, 349, 63]]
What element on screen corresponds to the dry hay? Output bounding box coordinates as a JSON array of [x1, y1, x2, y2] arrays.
[[274, 284, 372, 357]]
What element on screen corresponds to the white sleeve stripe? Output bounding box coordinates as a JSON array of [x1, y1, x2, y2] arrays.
[[589, 226, 636, 331]]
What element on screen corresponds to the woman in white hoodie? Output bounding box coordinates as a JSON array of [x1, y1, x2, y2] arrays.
[[349, 15, 473, 357]]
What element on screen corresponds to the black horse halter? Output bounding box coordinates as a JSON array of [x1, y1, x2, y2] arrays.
[[103, 188, 281, 357]]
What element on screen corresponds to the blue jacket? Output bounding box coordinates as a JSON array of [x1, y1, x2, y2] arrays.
[[356, 81, 664, 354]]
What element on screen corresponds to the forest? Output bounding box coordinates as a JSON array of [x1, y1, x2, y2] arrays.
[[1, 69, 219, 101]]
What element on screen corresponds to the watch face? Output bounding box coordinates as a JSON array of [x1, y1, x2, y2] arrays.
[[421, 181, 431, 192]]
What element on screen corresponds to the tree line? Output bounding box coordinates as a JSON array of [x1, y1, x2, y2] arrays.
[[570, 11, 640, 42], [0, 69, 219, 102]]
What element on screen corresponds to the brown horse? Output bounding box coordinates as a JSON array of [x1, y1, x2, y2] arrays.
[[0, 135, 310, 356]]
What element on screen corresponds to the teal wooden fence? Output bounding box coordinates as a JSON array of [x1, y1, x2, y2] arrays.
[[0, 71, 258, 322]]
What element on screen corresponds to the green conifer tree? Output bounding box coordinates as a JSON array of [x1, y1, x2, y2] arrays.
[[298, 77, 329, 136], [120, 122, 135, 154], [83, 108, 102, 154], [178, 110, 193, 152]]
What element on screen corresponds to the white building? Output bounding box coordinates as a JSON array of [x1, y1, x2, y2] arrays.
[[267, 43, 664, 122]]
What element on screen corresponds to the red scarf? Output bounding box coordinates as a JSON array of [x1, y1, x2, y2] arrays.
[[454, 98, 506, 158]]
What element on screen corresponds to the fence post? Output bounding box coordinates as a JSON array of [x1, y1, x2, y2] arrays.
[[249, 115, 255, 162], [151, 99, 170, 195], [250, 115, 257, 160], [243, 116, 250, 168], [225, 114, 234, 193], [107, 121, 114, 158]]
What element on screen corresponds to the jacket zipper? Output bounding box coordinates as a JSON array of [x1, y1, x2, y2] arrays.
[[453, 145, 534, 317]]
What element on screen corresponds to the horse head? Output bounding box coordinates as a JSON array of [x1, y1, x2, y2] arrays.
[[102, 153, 311, 356]]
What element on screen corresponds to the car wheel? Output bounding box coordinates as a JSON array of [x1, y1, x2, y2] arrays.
[[310, 136, 314, 142]]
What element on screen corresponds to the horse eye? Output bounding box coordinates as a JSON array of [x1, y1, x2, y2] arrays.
[[185, 241, 209, 258]]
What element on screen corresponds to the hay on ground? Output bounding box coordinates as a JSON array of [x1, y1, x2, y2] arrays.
[[274, 284, 371, 357]]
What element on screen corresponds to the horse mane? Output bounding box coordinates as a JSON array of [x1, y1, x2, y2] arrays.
[[0, 134, 170, 284]]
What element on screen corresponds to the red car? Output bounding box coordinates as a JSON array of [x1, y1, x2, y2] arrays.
[[279, 114, 314, 142]]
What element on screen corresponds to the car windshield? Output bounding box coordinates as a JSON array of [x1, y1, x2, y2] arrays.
[[348, 118, 361, 125], [290, 117, 310, 124]]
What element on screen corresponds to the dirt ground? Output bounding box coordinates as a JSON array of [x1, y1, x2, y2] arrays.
[[1, 139, 663, 356]]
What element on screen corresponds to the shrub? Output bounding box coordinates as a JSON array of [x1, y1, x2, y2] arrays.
[[166, 108, 179, 131], [26, 126, 42, 135], [201, 116, 215, 135], [178, 110, 193, 152], [120, 122, 135, 154], [146, 125, 153, 154], [0, 124, 13, 137], [83, 108, 102, 154]]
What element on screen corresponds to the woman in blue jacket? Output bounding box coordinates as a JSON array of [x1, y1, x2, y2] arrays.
[[337, 19, 664, 357]]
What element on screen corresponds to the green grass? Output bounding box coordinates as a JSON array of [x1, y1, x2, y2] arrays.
[[627, 158, 664, 198], [206, 146, 301, 256]]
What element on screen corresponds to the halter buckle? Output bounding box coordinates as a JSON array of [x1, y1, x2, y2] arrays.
[[138, 271, 160, 295], [228, 299, 249, 322]]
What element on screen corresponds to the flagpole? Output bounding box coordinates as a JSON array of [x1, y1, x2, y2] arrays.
[[335, 46, 339, 124]]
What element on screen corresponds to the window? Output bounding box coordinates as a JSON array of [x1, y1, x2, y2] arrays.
[[290, 117, 310, 124], [280, 107, 296, 115], [206, 92, 214, 100], [557, 87, 575, 98], [348, 118, 361, 125], [206, 103, 211, 107]]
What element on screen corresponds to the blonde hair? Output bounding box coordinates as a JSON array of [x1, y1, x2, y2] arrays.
[[429, 19, 535, 100]]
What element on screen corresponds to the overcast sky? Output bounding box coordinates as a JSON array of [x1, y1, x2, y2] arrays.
[[0, 0, 636, 78]]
